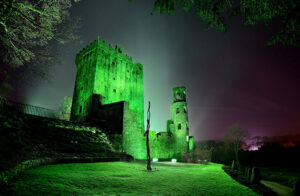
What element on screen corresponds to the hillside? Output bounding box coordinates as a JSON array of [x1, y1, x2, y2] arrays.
[[0, 107, 131, 184]]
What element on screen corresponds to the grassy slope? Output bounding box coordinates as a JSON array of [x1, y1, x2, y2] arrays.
[[10, 162, 258, 196]]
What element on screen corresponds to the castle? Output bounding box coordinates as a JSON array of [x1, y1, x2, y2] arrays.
[[71, 36, 194, 159]]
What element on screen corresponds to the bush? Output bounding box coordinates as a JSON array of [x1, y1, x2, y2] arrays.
[[183, 147, 212, 163]]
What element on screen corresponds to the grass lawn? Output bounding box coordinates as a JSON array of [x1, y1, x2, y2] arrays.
[[9, 162, 258, 196]]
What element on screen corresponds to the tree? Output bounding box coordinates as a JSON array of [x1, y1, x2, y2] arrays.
[[151, 0, 299, 47], [56, 96, 72, 120], [224, 124, 249, 167], [144, 101, 152, 171], [0, 0, 81, 67]]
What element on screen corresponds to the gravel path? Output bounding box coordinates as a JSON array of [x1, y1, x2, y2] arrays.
[[261, 180, 293, 196]]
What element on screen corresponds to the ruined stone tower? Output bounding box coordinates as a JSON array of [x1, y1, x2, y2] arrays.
[[167, 87, 191, 155], [149, 87, 194, 160]]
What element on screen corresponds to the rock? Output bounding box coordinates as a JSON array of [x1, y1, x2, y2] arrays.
[[250, 167, 260, 184], [294, 178, 300, 196], [247, 167, 252, 180], [231, 160, 237, 170]]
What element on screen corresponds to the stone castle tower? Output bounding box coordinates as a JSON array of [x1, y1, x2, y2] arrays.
[[149, 87, 194, 160], [168, 87, 191, 154], [71, 37, 194, 160], [70, 36, 145, 158], [71, 36, 144, 129]]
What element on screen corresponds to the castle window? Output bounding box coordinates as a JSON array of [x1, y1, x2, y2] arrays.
[[176, 93, 180, 100], [81, 87, 83, 90], [113, 77, 116, 80], [113, 89, 116, 93], [79, 106, 82, 114], [178, 123, 181, 130], [176, 108, 180, 114]]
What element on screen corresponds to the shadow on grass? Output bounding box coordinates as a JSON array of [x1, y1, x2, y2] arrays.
[[223, 166, 277, 196]]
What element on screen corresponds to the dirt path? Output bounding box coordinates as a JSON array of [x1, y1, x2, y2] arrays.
[[261, 180, 293, 196]]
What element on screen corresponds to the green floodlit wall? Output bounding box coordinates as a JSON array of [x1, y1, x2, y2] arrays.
[[70, 37, 194, 160], [70, 36, 144, 130], [123, 102, 146, 159], [148, 131, 175, 159], [149, 87, 193, 160], [189, 136, 194, 151]]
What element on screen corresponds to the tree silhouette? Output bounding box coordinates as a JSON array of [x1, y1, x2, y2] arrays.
[[224, 124, 249, 167], [144, 101, 152, 171], [151, 0, 299, 47], [0, 0, 80, 67]]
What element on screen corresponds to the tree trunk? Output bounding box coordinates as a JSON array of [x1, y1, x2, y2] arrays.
[[146, 101, 151, 171]]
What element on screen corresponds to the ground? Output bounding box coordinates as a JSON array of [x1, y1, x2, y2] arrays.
[[260, 166, 300, 188], [9, 162, 258, 195], [261, 180, 293, 196]]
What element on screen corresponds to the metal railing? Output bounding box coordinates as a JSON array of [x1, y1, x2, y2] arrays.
[[0, 96, 58, 119]]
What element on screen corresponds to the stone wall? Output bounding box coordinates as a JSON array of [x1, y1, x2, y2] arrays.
[[71, 36, 144, 131], [122, 102, 146, 159]]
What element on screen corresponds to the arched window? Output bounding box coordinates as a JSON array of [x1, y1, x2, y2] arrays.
[[176, 108, 180, 114]]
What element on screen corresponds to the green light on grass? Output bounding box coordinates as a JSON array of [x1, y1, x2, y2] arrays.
[[153, 158, 158, 162], [171, 159, 177, 163]]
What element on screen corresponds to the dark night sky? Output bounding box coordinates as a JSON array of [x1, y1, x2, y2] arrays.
[[23, 0, 300, 140]]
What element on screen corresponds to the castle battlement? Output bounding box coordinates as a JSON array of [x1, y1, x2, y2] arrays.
[[75, 36, 136, 67]]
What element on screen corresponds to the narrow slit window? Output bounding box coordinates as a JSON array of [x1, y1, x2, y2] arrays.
[[176, 108, 180, 114], [79, 106, 82, 114], [178, 123, 181, 130]]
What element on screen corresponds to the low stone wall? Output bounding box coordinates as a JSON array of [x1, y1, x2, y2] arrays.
[[0, 158, 55, 186]]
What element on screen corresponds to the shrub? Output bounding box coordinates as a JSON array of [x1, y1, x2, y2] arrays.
[[183, 147, 212, 163]]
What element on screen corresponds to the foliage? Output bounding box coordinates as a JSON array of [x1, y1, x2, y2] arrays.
[[195, 140, 235, 165], [183, 146, 212, 163], [55, 96, 72, 120], [108, 134, 123, 152], [151, 0, 299, 47], [224, 124, 249, 164], [7, 162, 258, 195], [0, 0, 81, 67]]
